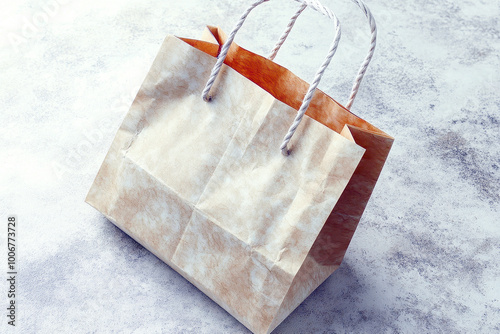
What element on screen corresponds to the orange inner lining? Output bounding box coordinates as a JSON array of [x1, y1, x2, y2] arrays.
[[179, 26, 391, 139]]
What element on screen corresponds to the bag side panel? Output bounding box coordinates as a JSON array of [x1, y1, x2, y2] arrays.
[[310, 125, 394, 266], [267, 126, 393, 332]]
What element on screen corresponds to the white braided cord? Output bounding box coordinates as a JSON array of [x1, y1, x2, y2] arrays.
[[345, 0, 377, 110], [201, 0, 342, 156], [280, 0, 341, 155], [267, 0, 377, 111], [201, 0, 271, 102], [267, 2, 307, 61]]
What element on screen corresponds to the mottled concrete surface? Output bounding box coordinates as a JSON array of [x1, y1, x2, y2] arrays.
[[1, 0, 499, 333]]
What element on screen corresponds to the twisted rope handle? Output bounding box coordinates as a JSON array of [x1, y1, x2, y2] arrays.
[[345, 0, 376, 110], [268, 0, 377, 110], [267, 2, 307, 61], [201, 0, 341, 156]]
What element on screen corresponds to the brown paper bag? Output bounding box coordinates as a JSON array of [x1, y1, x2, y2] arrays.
[[86, 2, 393, 333]]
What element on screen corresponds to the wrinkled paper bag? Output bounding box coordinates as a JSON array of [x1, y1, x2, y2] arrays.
[[86, 26, 393, 334]]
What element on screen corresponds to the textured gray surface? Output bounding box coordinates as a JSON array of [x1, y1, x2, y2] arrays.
[[1, 0, 499, 333]]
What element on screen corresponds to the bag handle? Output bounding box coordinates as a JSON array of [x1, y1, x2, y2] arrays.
[[267, 2, 308, 61], [268, 0, 377, 111], [201, 0, 341, 156]]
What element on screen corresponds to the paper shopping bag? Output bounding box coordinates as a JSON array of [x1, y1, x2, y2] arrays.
[[86, 1, 393, 333]]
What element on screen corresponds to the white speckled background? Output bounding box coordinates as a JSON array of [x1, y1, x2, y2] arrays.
[[1, 0, 499, 333]]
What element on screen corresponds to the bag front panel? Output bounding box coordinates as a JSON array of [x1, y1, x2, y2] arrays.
[[197, 97, 366, 279], [122, 36, 273, 205]]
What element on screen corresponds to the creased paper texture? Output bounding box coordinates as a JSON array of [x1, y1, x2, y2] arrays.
[[86, 27, 393, 334]]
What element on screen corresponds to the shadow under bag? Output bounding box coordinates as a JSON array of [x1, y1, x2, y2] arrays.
[[86, 1, 393, 333]]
